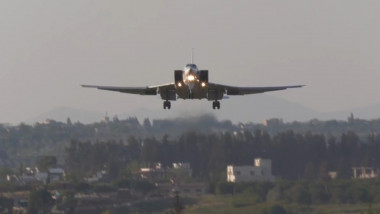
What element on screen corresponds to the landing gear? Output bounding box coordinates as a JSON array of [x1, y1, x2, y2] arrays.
[[212, 101, 220, 109], [163, 101, 171, 109]]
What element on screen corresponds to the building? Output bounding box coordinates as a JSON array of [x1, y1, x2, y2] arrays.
[[85, 170, 106, 183], [35, 171, 48, 184], [172, 162, 192, 177], [173, 162, 190, 169], [353, 167, 379, 179], [227, 158, 275, 182], [48, 168, 65, 182], [328, 171, 338, 179], [133, 166, 165, 180], [263, 118, 284, 127]]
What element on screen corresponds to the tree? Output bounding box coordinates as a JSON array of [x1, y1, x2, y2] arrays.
[[0, 167, 12, 179], [28, 188, 54, 214], [264, 205, 288, 214], [215, 182, 234, 195], [337, 158, 352, 179], [130, 180, 156, 195], [59, 191, 77, 214], [143, 118, 152, 129], [141, 137, 160, 164], [285, 183, 311, 204], [0, 196, 13, 214], [168, 192, 184, 214], [66, 117, 72, 126], [37, 156, 57, 172]]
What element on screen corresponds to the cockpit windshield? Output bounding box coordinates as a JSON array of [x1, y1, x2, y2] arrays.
[[185, 64, 198, 70]]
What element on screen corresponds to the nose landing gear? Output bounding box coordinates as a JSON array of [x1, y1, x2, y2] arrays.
[[163, 101, 171, 109], [212, 101, 220, 109]]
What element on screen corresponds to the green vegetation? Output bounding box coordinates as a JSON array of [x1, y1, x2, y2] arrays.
[[182, 195, 380, 214], [1, 116, 380, 213], [27, 188, 54, 214], [214, 180, 380, 205], [1, 116, 380, 167], [0, 196, 13, 213], [36, 155, 57, 171], [63, 129, 380, 182]]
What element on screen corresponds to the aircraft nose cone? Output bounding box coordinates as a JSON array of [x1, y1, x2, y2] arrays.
[[185, 68, 194, 75]]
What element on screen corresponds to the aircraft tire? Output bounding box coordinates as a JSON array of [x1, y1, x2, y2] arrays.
[[163, 101, 171, 109], [212, 101, 220, 110]]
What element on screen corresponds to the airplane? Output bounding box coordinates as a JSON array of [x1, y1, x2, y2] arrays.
[[82, 60, 304, 110]]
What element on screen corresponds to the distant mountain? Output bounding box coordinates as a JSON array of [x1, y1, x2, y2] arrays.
[[27, 96, 380, 125], [326, 102, 380, 121]]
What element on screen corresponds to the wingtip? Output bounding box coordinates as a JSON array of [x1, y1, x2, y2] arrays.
[[287, 85, 305, 89], [294, 85, 305, 88]]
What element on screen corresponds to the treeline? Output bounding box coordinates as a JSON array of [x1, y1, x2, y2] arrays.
[[2, 115, 380, 154], [2, 115, 380, 166], [65, 130, 380, 181]]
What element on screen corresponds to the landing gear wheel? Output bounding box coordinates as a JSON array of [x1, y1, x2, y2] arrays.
[[212, 101, 220, 110], [163, 101, 171, 109]]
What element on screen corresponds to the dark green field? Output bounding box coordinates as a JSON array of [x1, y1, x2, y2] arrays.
[[177, 195, 380, 214]]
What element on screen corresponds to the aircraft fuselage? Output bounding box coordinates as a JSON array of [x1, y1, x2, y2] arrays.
[[175, 64, 209, 100]]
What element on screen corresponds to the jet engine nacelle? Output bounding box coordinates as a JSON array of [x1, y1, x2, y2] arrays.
[[160, 88, 177, 101], [175, 70, 183, 82], [174, 70, 184, 87], [199, 70, 208, 83]]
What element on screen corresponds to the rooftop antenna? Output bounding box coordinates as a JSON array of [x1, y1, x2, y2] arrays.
[[191, 48, 194, 64]]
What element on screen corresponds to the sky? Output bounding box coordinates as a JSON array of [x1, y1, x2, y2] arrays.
[[0, 0, 380, 124]]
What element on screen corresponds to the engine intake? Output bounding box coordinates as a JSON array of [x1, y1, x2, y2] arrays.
[[175, 70, 183, 82], [199, 70, 208, 83]]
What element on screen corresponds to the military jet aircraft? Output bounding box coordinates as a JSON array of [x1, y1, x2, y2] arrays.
[[82, 63, 303, 109]]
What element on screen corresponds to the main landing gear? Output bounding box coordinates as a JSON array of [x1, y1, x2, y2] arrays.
[[163, 101, 171, 109], [212, 101, 220, 109]]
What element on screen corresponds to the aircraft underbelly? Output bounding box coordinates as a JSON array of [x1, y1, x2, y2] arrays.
[[176, 84, 207, 99]]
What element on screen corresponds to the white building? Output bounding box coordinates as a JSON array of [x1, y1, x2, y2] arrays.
[[353, 167, 379, 179], [173, 163, 190, 169], [227, 158, 275, 182]]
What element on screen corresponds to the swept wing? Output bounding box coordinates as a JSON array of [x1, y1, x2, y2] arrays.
[[208, 83, 304, 95], [81, 83, 175, 95]]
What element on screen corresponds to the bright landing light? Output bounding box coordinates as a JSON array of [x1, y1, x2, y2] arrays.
[[201, 82, 206, 87], [187, 75, 195, 81], [177, 82, 182, 87]]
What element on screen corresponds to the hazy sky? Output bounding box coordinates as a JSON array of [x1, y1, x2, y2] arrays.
[[1, 1, 380, 124]]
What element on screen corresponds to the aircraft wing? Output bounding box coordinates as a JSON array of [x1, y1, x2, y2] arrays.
[[81, 83, 175, 95], [208, 83, 304, 95]]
